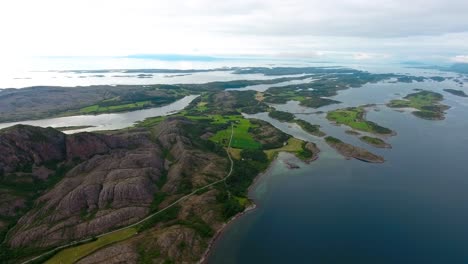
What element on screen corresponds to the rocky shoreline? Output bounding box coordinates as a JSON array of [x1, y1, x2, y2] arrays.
[[325, 136, 385, 163]]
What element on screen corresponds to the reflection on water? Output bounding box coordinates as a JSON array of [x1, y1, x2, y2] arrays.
[[0, 95, 198, 133]]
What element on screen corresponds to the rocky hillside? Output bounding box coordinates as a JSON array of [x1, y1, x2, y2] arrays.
[[0, 117, 231, 263]]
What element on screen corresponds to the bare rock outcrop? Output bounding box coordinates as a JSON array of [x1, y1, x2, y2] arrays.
[[4, 118, 228, 251], [0, 125, 66, 173]]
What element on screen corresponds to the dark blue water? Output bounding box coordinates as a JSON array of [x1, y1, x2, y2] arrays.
[[208, 80, 468, 264]]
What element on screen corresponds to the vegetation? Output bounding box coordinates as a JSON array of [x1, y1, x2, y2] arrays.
[[0, 160, 77, 252], [0, 76, 328, 263], [325, 136, 342, 144], [264, 138, 309, 160], [176, 216, 214, 238], [387, 90, 449, 120], [137, 206, 181, 232], [294, 119, 326, 137], [360, 136, 391, 148], [444, 89, 468, 97], [299, 97, 341, 108], [325, 136, 384, 163], [54, 125, 95, 131], [209, 115, 262, 149], [45, 228, 137, 264], [327, 107, 393, 135], [268, 110, 295, 122]]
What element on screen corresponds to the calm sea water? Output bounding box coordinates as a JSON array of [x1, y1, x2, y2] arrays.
[[208, 80, 468, 263]]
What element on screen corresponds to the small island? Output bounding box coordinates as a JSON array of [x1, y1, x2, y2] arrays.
[[268, 110, 326, 137], [387, 90, 450, 120], [268, 110, 295, 122], [360, 136, 392, 148], [326, 107, 394, 135], [295, 119, 326, 137], [325, 136, 385, 163], [444, 89, 468, 97], [345, 130, 361, 135]]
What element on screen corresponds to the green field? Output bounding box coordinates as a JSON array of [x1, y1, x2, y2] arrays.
[[79, 101, 152, 114], [264, 138, 305, 160], [387, 90, 449, 120], [210, 115, 262, 149], [326, 107, 393, 135], [46, 228, 137, 264], [136, 113, 262, 150]]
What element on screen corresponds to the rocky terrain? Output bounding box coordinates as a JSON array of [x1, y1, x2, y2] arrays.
[[0, 117, 231, 263]]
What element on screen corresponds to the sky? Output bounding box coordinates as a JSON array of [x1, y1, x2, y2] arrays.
[[0, 0, 468, 65]]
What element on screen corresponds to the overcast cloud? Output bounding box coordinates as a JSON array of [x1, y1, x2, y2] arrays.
[[0, 0, 467, 63]]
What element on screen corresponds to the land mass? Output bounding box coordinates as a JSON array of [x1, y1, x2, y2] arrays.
[[387, 90, 450, 120], [325, 136, 385, 163], [0, 67, 449, 124], [360, 136, 392, 149], [444, 89, 468, 97], [326, 106, 394, 135], [0, 87, 319, 264], [267, 110, 326, 137], [54, 125, 96, 131]]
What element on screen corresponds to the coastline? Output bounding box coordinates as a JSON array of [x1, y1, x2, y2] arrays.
[[199, 152, 307, 263], [198, 155, 282, 263]]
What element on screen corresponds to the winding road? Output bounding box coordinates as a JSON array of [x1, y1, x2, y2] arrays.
[[21, 125, 235, 264]]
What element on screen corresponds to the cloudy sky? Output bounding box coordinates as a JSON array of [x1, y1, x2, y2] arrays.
[[0, 0, 467, 63]]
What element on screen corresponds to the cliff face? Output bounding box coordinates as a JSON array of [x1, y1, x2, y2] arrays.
[[0, 118, 228, 262], [0, 125, 66, 174]]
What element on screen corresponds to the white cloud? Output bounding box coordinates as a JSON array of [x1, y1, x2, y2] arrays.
[[0, 0, 467, 62], [451, 55, 468, 63]]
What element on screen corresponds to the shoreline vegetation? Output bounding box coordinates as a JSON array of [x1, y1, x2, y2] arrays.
[[54, 125, 96, 131], [326, 106, 394, 136], [325, 136, 385, 163], [387, 90, 450, 120], [268, 110, 326, 137], [360, 136, 392, 149]]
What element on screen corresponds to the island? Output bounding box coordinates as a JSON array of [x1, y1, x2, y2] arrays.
[[267, 110, 326, 137], [444, 89, 468, 97], [387, 90, 450, 120], [326, 106, 394, 135], [325, 136, 385, 163], [294, 119, 326, 137], [345, 130, 361, 135], [360, 136, 392, 148], [268, 110, 295, 122]]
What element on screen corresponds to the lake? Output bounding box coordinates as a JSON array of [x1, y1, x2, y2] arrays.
[[0, 95, 198, 133], [208, 79, 468, 263]]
